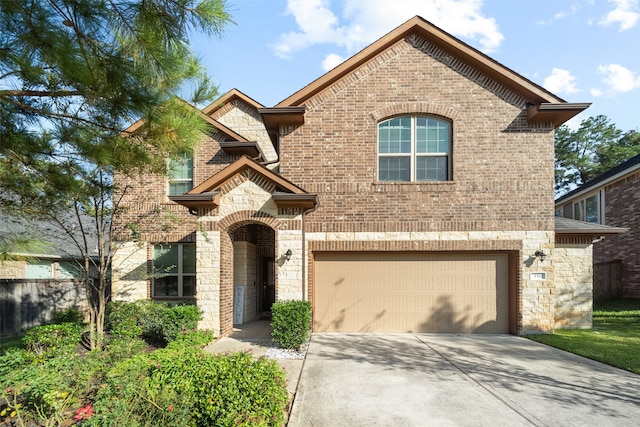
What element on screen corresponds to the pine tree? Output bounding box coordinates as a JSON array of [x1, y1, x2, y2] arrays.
[[0, 0, 232, 349]]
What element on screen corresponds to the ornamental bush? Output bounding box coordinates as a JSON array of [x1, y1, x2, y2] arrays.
[[22, 322, 83, 361], [105, 300, 143, 338], [271, 300, 312, 350], [105, 300, 203, 344], [88, 347, 288, 427]]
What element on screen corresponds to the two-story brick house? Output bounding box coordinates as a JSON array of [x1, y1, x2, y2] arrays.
[[112, 16, 611, 336]]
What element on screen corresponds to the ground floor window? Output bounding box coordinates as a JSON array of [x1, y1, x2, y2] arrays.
[[153, 243, 196, 298]]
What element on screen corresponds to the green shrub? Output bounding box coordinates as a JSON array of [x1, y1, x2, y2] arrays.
[[22, 322, 83, 360], [160, 304, 202, 342], [271, 300, 312, 350], [51, 308, 84, 324], [168, 329, 215, 349], [103, 337, 147, 362], [0, 352, 96, 426], [89, 347, 288, 427], [105, 300, 144, 338]]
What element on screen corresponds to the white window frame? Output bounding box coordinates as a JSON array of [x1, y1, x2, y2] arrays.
[[377, 116, 451, 182], [168, 152, 194, 196]]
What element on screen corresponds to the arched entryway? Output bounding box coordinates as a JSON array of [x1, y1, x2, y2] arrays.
[[228, 223, 276, 326]]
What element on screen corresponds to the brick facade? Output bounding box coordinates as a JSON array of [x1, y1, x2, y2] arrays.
[[111, 17, 590, 336], [594, 170, 640, 297]]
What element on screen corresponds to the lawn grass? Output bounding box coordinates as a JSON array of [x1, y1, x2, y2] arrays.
[[527, 298, 640, 374]]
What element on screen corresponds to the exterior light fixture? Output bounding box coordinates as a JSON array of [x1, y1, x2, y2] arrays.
[[285, 249, 292, 262], [534, 250, 547, 262]]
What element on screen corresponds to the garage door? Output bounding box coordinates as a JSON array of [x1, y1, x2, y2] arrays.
[[313, 252, 509, 333]]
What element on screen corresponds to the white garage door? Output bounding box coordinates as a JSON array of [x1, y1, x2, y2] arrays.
[[313, 252, 509, 333]]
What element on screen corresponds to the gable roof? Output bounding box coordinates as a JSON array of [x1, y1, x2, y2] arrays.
[[202, 88, 264, 116], [170, 156, 317, 211], [556, 153, 640, 204], [272, 16, 588, 127]]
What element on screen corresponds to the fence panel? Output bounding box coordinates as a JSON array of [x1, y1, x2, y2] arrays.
[[0, 279, 89, 337]]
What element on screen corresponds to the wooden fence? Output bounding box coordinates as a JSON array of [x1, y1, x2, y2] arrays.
[[593, 260, 623, 301], [0, 279, 89, 337]]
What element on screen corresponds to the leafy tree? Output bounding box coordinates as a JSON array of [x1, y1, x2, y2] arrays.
[[0, 0, 232, 349], [555, 115, 640, 195]]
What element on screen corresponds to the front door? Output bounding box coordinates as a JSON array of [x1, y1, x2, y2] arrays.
[[262, 257, 275, 312]]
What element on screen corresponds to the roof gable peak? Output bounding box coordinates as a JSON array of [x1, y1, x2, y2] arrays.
[[202, 88, 264, 116], [275, 15, 580, 117]]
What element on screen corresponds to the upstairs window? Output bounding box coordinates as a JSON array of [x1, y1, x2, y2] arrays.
[[573, 193, 601, 224], [168, 152, 193, 195], [378, 116, 451, 182]]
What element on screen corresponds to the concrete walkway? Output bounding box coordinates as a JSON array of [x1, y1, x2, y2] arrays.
[[288, 333, 640, 426]]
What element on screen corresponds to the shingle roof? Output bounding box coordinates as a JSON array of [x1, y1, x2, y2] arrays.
[[556, 153, 640, 203], [555, 216, 628, 236], [0, 214, 99, 258]]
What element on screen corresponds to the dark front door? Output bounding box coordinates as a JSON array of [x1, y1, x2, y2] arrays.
[[262, 257, 275, 312]]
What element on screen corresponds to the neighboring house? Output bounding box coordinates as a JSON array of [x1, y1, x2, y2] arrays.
[[112, 16, 623, 336], [555, 154, 639, 300], [0, 216, 98, 335]]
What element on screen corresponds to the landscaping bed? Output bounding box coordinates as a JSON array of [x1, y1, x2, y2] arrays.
[[0, 302, 290, 426]]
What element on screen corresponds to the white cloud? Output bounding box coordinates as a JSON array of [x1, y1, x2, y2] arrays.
[[597, 63, 640, 92], [274, 0, 504, 60], [590, 88, 604, 97], [537, 4, 580, 25], [599, 0, 639, 31], [322, 53, 345, 71], [543, 68, 580, 94]]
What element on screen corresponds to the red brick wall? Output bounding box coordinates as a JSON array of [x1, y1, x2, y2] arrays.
[[279, 37, 555, 234], [594, 171, 640, 296], [113, 133, 241, 242]]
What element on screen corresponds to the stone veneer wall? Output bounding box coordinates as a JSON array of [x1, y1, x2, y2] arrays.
[[111, 241, 149, 301], [0, 261, 24, 279], [553, 239, 593, 328], [197, 231, 220, 332], [210, 100, 278, 163]]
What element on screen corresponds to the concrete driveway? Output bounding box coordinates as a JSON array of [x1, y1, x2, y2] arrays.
[[288, 334, 640, 426]]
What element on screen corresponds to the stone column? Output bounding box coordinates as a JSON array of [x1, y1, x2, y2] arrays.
[[196, 230, 221, 333]]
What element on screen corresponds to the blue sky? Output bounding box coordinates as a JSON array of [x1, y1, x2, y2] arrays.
[[190, 0, 640, 131]]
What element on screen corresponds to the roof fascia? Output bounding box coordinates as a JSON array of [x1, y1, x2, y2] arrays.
[[202, 115, 248, 142], [257, 107, 306, 147], [527, 103, 592, 127], [201, 88, 264, 116], [189, 155, 308, 195], [275, 16, 567, 108], [219, 141, 264, 159]]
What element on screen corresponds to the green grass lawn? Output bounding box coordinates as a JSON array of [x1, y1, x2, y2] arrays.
[[527, 298, 640, 374]]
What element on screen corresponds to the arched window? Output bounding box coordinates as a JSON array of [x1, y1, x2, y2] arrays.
[[378, 116, 451, 182]]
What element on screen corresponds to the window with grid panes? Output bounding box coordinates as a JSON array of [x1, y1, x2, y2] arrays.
[[168, 152, 193, 195], [378, 116, 451, 182]]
